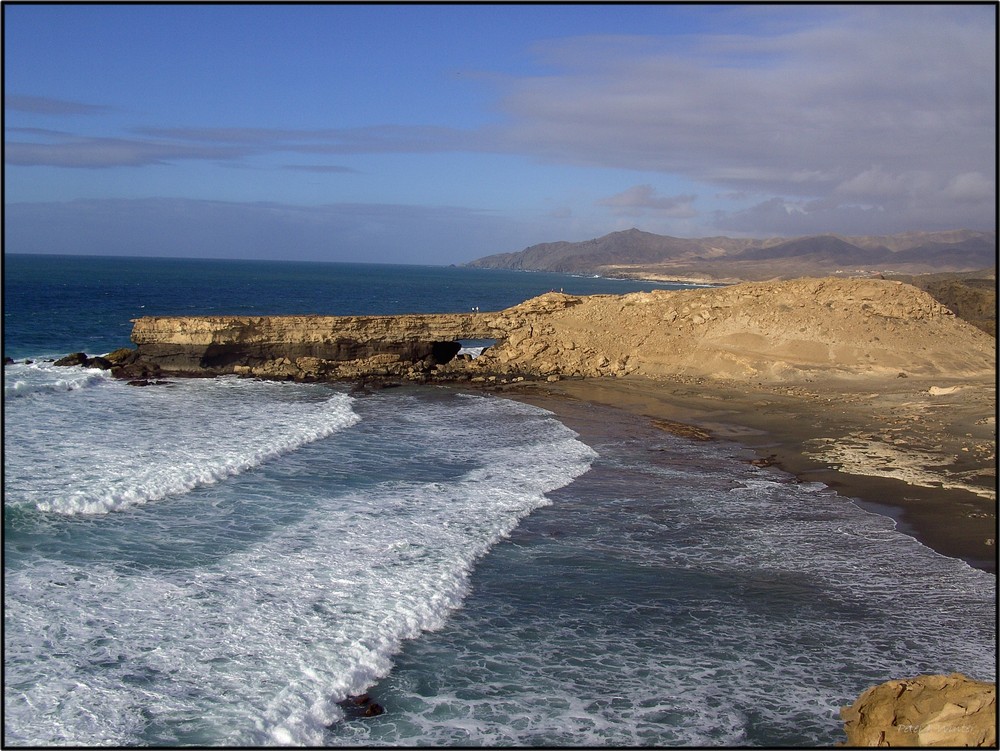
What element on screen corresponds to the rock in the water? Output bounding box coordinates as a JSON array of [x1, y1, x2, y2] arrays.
[[841, 673, 996, 747], [53, 352, 123, 370], [54, 352, 89, 367], [85, 356, 114, 370], [337, 693, 385, 720], [113, 360, 162, 380]]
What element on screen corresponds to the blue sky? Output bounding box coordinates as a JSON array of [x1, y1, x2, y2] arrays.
[[4, 3, 995, 264]]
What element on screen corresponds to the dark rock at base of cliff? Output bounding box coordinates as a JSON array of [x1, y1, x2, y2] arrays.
[[107, 349, 162, 381], [104, 347, 141, 365], [143, 339, 465, 374], [349, 378, 404, 394], [114, 361, 163, 379], [54, 348, 144, 373], [54, 352, 90, 367], [86, 356, 114, 370]]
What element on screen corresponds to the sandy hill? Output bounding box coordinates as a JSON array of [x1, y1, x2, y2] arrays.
[[471, 277, 996, 383]]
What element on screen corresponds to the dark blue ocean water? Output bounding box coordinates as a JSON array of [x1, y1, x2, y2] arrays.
[[3, 254, 995, 746], [2, 254, 696, 361]]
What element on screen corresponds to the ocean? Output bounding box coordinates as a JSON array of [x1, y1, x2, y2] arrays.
[[3, 253, 995, 747]]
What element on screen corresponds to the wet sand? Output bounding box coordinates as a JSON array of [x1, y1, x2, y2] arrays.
[[495, 373, 996, 574]]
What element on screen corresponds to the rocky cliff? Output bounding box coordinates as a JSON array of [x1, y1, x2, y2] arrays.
[[125, 312, 500, 382], [841, 673, 996, 747], [113, 277, 994, 385]]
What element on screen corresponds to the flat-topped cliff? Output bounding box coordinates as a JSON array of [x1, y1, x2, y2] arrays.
[[130, 312, 499, 347], [116, 277, 994, 385], [126, 311, 500, 381]]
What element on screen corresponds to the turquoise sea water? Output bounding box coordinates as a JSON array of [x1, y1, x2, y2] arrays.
[[3, 254, 995, 746]]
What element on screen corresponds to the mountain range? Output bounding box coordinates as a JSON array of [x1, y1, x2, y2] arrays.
[[465, 228, 996, 282]]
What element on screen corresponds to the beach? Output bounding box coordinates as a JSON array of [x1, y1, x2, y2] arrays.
[[504, 373, 997, 574]]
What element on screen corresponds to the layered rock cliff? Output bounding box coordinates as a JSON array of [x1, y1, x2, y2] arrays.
[[117, 277, 995, 385], [126, 312, 500, 382], [841, 673, 996, 747]]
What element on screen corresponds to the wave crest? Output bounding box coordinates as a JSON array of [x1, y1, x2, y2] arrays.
[[4, 363, 113, 399]]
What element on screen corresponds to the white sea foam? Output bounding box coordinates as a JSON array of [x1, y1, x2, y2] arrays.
[[3, 389, 596, 746], [325, 426, 995, 748], [3, 361, 114, 398], [4, 373, 360, 514]]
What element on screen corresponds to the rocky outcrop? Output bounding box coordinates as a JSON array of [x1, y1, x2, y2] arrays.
[[841, 673, 996, 747], [888, 272, 997, 337], [128, 312, 500, 382], [53, 347, 160, 381], [112, 277, 995, 385], [336, 694, 385, 720]]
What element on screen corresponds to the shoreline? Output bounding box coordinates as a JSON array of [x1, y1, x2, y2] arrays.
[[494, 373, 996, 574]]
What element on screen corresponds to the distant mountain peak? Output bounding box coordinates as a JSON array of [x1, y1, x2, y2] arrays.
[[465, 229, 995, 281]]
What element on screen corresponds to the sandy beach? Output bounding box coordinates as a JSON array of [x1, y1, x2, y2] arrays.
[[500, 373, 997, 573]]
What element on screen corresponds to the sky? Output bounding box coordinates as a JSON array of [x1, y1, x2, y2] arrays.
[[3, 3, 996, 265]]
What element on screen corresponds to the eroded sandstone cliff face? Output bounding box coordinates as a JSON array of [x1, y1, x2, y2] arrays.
[[121, 277, 996, 384], [841, 673, 996, 747], [128, 312, 501, 381]]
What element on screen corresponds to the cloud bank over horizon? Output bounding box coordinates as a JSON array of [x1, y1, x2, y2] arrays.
[[4, 5, 994, 263]]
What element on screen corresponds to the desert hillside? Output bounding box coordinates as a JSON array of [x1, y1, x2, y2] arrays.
[[888, 270, 997, 336], [466, 228, 996, 282], [468, 277, 996, 382]]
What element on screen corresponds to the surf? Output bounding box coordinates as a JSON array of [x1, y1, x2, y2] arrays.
[[4, 372, 361, 515], [3, 387, 596, 746]]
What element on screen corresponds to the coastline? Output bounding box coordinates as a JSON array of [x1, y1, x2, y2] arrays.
[[497, 373, 997, 574]]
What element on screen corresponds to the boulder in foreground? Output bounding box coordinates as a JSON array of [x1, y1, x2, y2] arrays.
[[841, 673, 996, 746]]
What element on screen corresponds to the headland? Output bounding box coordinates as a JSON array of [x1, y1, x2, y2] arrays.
[[58, 276, 996, 571]]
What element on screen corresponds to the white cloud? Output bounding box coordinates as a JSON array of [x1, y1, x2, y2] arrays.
[[4, 6, 993, 239], [834, 167, 923, 199], [943, 171, 995, 203], [598, 185, 697, 218], [3, 134, 252, 168], [495, 6, 995, 233], [4, 94, 111, 115]]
